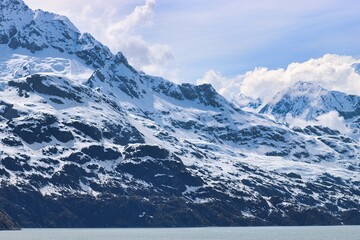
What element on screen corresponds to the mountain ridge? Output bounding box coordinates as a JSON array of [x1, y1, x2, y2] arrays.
[[0, 0, 359, 227], [260, 81, 360, 120], [1, 0, 114, 69], [259, 81, 360, 137]]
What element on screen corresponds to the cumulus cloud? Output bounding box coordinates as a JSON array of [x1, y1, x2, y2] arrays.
[[286, 111, 351, 134], [241, 55, 360, 102], [197, 54, 360, 104], [197, 69, 242, 99], [93, 0, 175, 79], [315, 111, 350, 134], [106, 0, 155, 34], [24, 0, 360, 84]]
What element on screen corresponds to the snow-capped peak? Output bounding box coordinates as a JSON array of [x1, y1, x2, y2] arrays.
[[270, 81, 326, 103], [290, 81, 325, 92], [260, 81, 360, 127], [33, 9, 79, 33], [0, 0, 115, 69]]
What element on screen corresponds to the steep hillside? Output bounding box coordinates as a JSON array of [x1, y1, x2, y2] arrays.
[[0, 209, 20, 230], [0, 0, 359, 227]]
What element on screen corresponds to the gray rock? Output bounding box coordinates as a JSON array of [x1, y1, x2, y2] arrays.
[[0, 209, 20, 230]]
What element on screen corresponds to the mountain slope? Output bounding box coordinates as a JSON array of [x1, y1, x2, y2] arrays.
[[0, 209, 20, 230], [0, 0, 112, 69], [0, 0, 359, 227]]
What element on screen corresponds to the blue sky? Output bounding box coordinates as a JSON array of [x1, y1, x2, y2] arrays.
[[24, 0, 360, 84]]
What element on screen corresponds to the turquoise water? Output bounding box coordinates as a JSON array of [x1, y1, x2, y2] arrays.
[[1, 226, 360, 240]]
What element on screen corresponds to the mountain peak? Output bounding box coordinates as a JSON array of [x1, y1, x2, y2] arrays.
[[289, 81, 325, 93], [260, 81, 360, 121], [33, 9, 79, 33], [1, 0, 76, 33], [293, 80, 316, 87], [0, 0, 114, 68], [114, 52, 129, 65], [263, 81, 326, 110]]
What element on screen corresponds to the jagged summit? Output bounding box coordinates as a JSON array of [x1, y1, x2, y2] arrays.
[[0, 0, 116, 69], [260, 81, 360, 122], [290, 81, 325, 92], [33, 9, 79, 33], [1, 0, 76, 37]]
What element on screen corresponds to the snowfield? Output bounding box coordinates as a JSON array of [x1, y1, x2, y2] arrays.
[[0, 0, 358, 227]]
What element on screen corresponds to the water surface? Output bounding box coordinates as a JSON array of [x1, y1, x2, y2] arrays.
[[1, 226, 360, 240]]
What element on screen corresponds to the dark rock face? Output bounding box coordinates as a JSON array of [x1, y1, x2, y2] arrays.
[[0, 209, 20, 230], [119, 147, 203, 194], [75, 33, 110, 69], [338, 105, 360, 119], [1, 155, 31, 172], [9, 75, 83, 102], [103, 123, 145, 145], [8, 113, 59, 144], [81, 145, 121, 161], [1, 137, 22, 147], [123, 145, 169, 159], [150, 80, 225, 108], [66, 121, 101, 141], [1, 187, 358, 228], [1, 139, 358, 228], [0, 101, 20, 120]]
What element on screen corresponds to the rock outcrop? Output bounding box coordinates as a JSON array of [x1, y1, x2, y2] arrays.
[[0, 209, 20, 230]]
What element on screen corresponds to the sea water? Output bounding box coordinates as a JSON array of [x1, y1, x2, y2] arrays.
[[1, 226, 360, 240]]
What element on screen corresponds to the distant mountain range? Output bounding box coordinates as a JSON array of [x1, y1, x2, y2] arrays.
[[0, 0, 359, 227], [260, 81, 360, 121]]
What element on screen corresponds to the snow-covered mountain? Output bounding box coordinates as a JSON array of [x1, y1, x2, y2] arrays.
[[260, 81, 360, 120], [260, 81, 360, 135], [0, 0, 359, 227], [0, 0, 112, 69], [230, 93, 262, 111]]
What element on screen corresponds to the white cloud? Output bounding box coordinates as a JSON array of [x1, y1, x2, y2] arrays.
[[23, 0, 360, 84], [286, 111, 351, 131], [87, 0, 176, 79], [315, 111, 350, 134], [196, 69, 242, 98], [198, 54, 360, 104], [286, 111, 351, 134], [106, 0, 155, 33]]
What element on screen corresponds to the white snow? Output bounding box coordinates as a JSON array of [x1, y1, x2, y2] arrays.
[[0, 0, 358, 211]]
